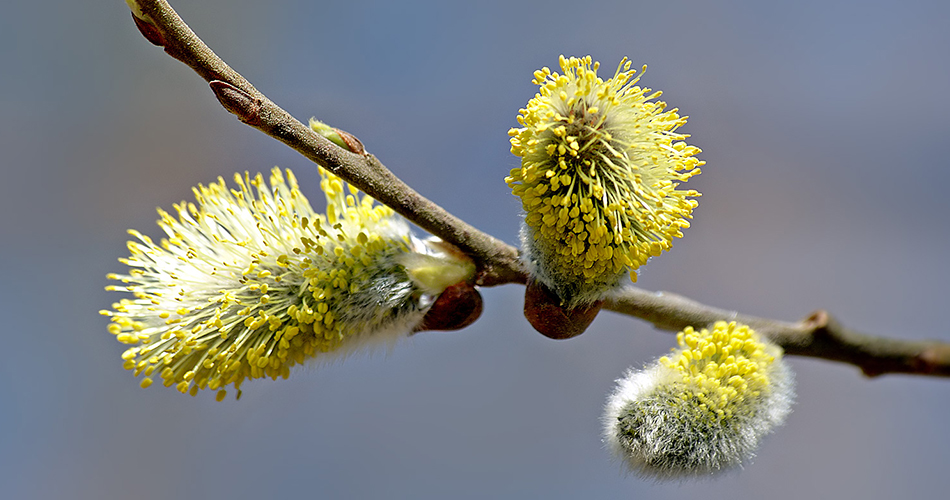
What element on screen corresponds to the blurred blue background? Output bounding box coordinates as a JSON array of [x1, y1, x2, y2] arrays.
[[2, 1, 949, 498]]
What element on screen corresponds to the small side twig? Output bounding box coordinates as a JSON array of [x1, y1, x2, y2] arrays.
[[126, 0, 950, 379]]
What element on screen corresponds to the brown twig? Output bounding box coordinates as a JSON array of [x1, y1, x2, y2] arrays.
[[603, 289, 950, 377], [131, 1, 522, 287], [127, 0, 950, 378]]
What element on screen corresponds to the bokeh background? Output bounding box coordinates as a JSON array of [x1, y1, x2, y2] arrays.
[[3, 1, 949, 498]]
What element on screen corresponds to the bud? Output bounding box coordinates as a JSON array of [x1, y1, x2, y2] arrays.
[[310, 118, 364, 154]]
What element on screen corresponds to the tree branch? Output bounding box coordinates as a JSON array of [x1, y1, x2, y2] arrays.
[[132, 0, 522, 287], [126, 0, 950, 378], [603, 290, 950, 377]]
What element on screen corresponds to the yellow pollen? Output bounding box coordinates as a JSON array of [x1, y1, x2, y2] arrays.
[[507, 55, 702, 301], [661, 321, 776, 419], [105, 166, 428, 400]]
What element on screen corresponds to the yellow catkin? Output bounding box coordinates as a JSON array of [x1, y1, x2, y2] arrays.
[[104, 166, 469, 399], [507, 56, 702, 304], [603, 320, 794, 479]]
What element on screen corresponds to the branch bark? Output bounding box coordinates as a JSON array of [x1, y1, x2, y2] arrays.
[[604, 290, 950, 377], [126, 0, 950, 379], [131, 0, 522, 287]]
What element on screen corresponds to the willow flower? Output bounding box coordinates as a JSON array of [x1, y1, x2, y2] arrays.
[[603, 321, 794, 479], [507, 55, 702, 306], [101, 167, 475, 400]]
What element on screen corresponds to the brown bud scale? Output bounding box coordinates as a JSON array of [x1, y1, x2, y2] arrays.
[[132, 13, 165, 47], [523, 278, 602, 340], [416, 282, 483, 332]]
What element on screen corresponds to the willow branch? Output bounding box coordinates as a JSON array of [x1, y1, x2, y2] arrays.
[[131, 0, 522, 286], [127, 1, 950, 378], [604, 290, 950, 377]]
